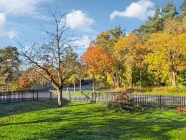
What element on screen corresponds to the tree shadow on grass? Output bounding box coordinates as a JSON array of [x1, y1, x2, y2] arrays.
[[32, 112, 186, 140], [2, 105, 185, 140], [0, 99, 69, 118]]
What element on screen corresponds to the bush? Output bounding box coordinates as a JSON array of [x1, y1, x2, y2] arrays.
[[109, 91, 134, 110], [109, 90, 148, 112]]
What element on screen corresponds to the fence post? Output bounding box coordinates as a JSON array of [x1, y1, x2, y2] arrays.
[[37, 90, 38, 100], [21, 91, 24, 102], [2, 92, 4, 103], [159, 95, 162, 108], [92, 92, 94, 102], [50, 92, 52, 101], [33, 91, 34, 100], [68, 90, 71, 101]]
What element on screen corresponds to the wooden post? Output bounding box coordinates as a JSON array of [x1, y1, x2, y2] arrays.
[[68, 88, 71, 101]]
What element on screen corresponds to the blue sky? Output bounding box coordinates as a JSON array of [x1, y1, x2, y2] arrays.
[[0, 0, 183, 56]]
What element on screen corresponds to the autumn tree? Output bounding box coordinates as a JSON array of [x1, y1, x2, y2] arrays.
[[145, 33, 186, 86], [18, 9, 79, 107], [81, 44, 116, 89], [96, 26, 125, 87], [114, 33, 148, 88]]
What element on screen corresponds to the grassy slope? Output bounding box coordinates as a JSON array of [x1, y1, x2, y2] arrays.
[[0, 101, 186, 140]]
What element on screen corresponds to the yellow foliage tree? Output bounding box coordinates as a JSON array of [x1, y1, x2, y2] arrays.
[[145, 33, 186, 86], [114, 33, 149, 88]]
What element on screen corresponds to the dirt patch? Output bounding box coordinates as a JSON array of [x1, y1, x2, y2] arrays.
[[176, 109, 186, 114]]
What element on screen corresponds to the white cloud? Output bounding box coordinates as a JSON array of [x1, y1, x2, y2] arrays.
[[0, 0, 53, 39], [7, 31, 16, 39], [0, 0, 51, 16], [0, 13, 16, 39], [66, 10, 95, 32], [110, 0, 155, 21], [74, 35, 92, 48]]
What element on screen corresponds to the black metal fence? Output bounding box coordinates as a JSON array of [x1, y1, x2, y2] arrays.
[[129, 93, 186, 108], [0, 90, 56, 104], [68, 92, 186, 108], [1, 90, 186, 108], [68, 92, 118, 102]]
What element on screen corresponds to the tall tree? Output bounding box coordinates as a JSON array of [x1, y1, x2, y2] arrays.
[[180, 0, 186, 18], [18, 10, 79, 107], [114, 33, 147, 87], [0, 46, 20, 86], [135, 1, 178, 39], [145, 33, 186, 86], [81, 45, 116, 88], [96, 26, 125, 87]]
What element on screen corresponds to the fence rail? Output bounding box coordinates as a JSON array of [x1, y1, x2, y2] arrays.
[[68, 92, 186, 108], [0, 90, 56, 104], [129, 93, 186, 108], [1, 90, 186, 108]]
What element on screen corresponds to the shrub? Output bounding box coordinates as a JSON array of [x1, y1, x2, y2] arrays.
[[111, 91, 134, 110]]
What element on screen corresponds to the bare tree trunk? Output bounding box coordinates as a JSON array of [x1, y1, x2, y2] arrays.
[[57, 87, 63, 107], [172, 71, 176, 86]]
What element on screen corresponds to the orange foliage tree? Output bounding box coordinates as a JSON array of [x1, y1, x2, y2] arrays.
[[81, 44, 116, 87]]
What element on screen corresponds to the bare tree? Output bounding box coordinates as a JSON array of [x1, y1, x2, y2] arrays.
[[17, 8, 79, 107]]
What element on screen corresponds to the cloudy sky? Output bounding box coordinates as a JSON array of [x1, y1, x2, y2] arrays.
[[0, 0, 183, 56]]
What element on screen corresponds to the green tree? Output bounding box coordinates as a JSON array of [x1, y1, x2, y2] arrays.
[[0, 46, 20, 86]]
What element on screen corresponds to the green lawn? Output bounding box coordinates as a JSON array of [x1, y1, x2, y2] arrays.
[[63, 90, 93, 97], [0, 101, 186, 140], [135, 91, 186, 96]]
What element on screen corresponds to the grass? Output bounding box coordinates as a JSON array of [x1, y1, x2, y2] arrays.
[[135, 91, 186, 96], [0, 101, 186, 139], [62, 90, 93, 97], [111, 87, 186, 96]]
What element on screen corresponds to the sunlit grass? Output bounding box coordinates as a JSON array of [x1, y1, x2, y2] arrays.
[[0, 101, 186, 139]]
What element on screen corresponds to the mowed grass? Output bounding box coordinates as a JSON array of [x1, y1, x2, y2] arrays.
[[62, 90, 93, 97], [135, 91, 186, 96], [0, 101, 186, 140]]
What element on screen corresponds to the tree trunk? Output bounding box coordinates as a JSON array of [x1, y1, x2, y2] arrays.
[[57, 88, 63, 107], [140, 69, 142, 89], [172, 71, 176, 86], [79, 78, 81, 91], [92, 79, 95, 92], [116, 77, 120, 88], [130, 76, 133, 89], [74, 82, 76, 92], [113, 75, 117, 87]]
